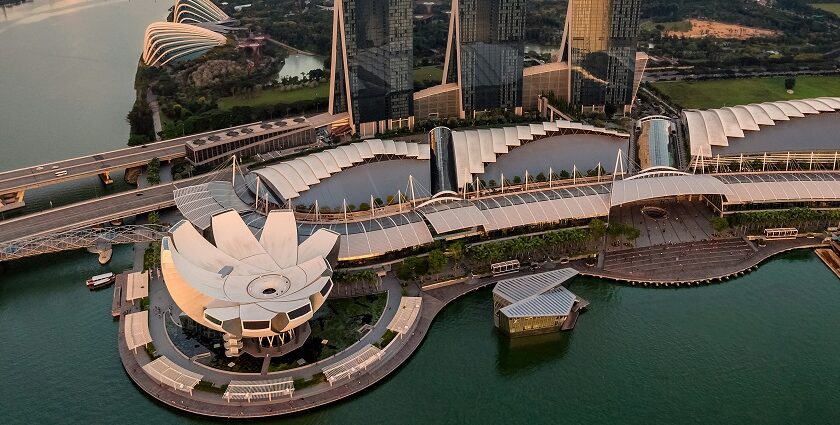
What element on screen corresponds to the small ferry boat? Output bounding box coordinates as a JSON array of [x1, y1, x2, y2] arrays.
[[86, 272, 115, 289]]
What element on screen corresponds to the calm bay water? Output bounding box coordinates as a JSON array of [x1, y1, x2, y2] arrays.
[[0, 0, 167, 218], [2, 2, 840, 424], [2, 251, 839, 424]]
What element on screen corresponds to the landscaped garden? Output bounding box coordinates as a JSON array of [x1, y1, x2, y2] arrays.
[[267, 293, 388, 371]]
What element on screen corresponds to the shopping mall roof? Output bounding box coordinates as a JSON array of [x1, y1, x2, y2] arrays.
[[682, 97, 840, 157], [610, 171, 732, 207], [253, 139, 430, 202], [474, 184, 611, 231], [297, 212, 434, 261], [173, 181, 254, 230], [451, 120, 629, 188], [416, 199, 489, 233], [717, 172, 840, 203]]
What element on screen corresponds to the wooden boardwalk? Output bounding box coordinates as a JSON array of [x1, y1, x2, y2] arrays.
[[815, 248, 840, 279], [111, 273, 127, 317]]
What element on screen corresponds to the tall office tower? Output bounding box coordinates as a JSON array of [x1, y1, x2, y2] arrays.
[[443, 0, 526, 117], [562, 0, 641, 111], [328, 0, 414, 136]]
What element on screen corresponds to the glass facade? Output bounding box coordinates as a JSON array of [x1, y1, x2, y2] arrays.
[[448, 0, 526, 114], [429, 126, 459, 194], [333, 0, 414, 125], [567, 0, 640, 108]]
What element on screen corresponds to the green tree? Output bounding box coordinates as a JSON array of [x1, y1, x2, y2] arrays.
[[147, 211, 160, 225], [128, 134, 150, 146], [448, 241, 465, 262], [784, 77, 796, 91], [427, 249, 447, 274], [711, 216, 729, 232], [588, 218, 607, 240], [126, 97, 155, 141]]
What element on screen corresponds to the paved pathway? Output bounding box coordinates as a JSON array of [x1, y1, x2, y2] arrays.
[[585, 237, 825, 284], [146, 89, 162, 141]]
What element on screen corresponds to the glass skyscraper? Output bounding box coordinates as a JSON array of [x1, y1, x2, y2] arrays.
[[564, 0, 641, 109], [328, 0, 414, 131], [443, 0, 526, 116]]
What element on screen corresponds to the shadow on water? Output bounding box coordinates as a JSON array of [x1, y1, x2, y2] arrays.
[[495, 329, 573, 375]]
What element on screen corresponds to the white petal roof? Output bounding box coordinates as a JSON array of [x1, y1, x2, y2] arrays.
[[161, 210, 339, 338], [450, 121, 629, 188], [252, 139, 431, 201], [683, 97, 840, 157]]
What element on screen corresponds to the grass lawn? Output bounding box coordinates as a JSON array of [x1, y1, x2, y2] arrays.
[[414, 65, 443, 84], [217, 82, 329, 110], [812, 3, 840, 16], [652, 75, 840, 109]]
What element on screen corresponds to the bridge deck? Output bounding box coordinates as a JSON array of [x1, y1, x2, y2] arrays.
[[0, 139, 185, 195], [0, 178, 191, 242]]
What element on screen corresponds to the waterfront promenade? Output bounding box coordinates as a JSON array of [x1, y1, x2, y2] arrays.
[[118, 234, 829, 417]]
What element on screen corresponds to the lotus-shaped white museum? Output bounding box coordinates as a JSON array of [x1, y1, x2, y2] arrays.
[[161, 209, 340, 348]]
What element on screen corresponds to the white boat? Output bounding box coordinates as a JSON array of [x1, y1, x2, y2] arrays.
[[86, 272, 115, 289]]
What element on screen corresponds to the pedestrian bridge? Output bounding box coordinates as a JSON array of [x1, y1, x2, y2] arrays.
[[0, 225, 169, 262]]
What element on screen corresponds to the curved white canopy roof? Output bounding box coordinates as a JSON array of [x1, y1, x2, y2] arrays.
[[161, 210, 339, 338], [610, 173, 733, 207], [253, 139, 430, 202], [451, 120, 629, 188], [683, 97, 840, 157]]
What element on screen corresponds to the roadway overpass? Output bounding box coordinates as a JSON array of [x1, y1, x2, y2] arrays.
[[0, 139, 186, 212], [0, 177, 186, 242]]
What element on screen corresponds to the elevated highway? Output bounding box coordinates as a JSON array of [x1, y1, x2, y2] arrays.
[[0, 139, 186, 212], [0, 181, 178, 242]]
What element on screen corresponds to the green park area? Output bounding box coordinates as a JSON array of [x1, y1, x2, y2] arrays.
[[266, 293, 388, 372], [811, 3, 840, 16], [414, 66, 443, 85], [217, 82, 329, 110], [652, 75, 840, 109]]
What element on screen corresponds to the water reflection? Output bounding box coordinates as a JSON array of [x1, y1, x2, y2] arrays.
[[495, 328, 573, 375], [278, 53, 325, 80]]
